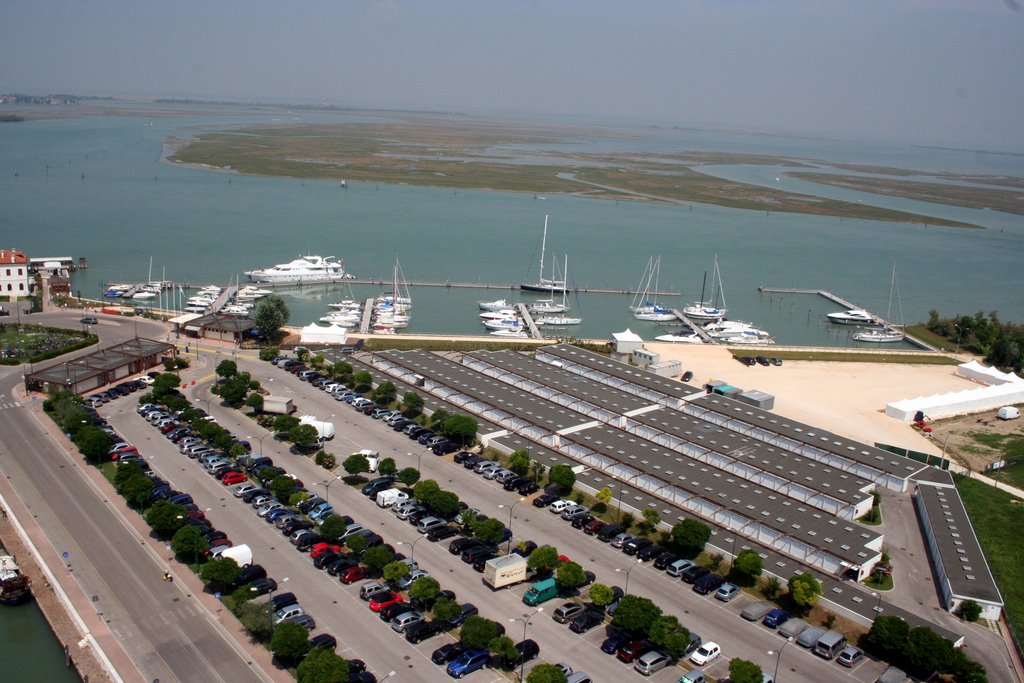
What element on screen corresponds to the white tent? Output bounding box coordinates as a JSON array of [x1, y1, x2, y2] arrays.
[[299, 323, 348, 345], [886, 382, 1024, 421], [956, 360, 1022, 386]]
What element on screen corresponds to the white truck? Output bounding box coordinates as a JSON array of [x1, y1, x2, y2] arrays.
[[262, 395, 295, 415], [352, 448, 379, 472], [482, 554, 528, 590], [299, 415, 335, 440], [376, 488, 409, 508]]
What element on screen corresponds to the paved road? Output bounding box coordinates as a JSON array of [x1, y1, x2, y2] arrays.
[[0, 310, 280, 683]]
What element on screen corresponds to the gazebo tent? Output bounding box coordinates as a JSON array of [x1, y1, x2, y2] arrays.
[[299, 323, 348, 345], [886, 382, 1024, 421], [956, 360, 1022, 386]]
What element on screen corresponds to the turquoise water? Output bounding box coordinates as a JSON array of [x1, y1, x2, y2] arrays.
[[1, 106, 1022, 346], [0, 601, 82, 682]]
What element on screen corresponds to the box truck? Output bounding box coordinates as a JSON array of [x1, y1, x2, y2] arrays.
[[483, 555, 528, 590], [299, 415, 335, 440], [262, 395, 295, 415]]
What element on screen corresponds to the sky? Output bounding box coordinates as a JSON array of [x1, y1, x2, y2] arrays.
[[2, 0, 1022, 148]]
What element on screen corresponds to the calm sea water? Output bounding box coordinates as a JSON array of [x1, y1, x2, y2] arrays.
[[2, 105, 1022, 347], [0, 600, 81, 682]]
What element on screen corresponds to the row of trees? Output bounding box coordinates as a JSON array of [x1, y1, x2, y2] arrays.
[[926, 309, 1022, 372], [867, 615, 987, 682]]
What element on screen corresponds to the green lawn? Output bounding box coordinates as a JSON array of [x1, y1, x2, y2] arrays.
[[728, 349, 956, 365], [957, 476, 1024, 640]]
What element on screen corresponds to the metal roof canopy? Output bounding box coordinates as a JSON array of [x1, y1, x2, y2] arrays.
[[27, 337, 174, 387]]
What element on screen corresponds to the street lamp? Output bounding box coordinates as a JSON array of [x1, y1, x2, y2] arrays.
[[616, 558, 644, 596], [769, 636, 793, 681], [253, 576, 288, 637], [872, 591, 883, 616], [414, 446, 430, 475], [509, 607, 543, 682], [318, 477, 341, 505], [498, 498, 526, 554], [954, 323, 963, 359], [398, 536, 426, 562]]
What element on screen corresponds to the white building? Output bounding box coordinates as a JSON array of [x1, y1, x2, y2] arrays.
[[0, 249, 31, 298]]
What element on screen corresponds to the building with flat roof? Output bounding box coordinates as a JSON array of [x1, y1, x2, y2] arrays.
[[26, 338, 175, 395]]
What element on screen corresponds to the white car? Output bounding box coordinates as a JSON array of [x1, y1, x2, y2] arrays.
[[549, 499, 573, 514], [689, 641, 721, 666]]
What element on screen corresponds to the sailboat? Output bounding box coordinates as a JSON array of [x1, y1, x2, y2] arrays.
[[133, 257, 158, 299], [520, 215, 566, 294], [683, 256, 728, 320], [631, 256, 676, 322], [854, 266, 905, 343], [373, 257, 412, 333], [536, 256, 582, 326]]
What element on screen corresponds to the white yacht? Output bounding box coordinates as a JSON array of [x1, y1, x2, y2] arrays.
[[654, 329, 704, 344], [536, 314, 582, 327], [853, 327, 904, 343], [245, 254, 348, 284], [705, 320, 772, 340], [490, 328, 529, 338], [630, 255, 675, 322], [478, 298, 511, 311], [528, 299, 567, 314], [483, 317, 524, 331], [827, 309, 878, 325], [480, 309, 518, 321], [684, 256, 728, 320]]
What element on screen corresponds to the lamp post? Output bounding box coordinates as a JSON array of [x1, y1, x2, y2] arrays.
[[872, 591, 883, 617], [509, 607, 543, 682], [415, 446, 430, 475], [954, 323, 963, 360], [616, 558, 644, 596], [498, 498, 526, 554], [769, 636, 793, 681], [254, 576, 288, 637], [318, 476, 341, 506], [398, 536, 426, 562]]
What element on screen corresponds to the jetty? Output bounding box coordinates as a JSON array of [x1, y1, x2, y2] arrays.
[[514, 303, 543, 339], [359, 298, 374, 334], [241, 277, 679, 297], [669, 309, 715, 343], [209, 285, 237, 313]]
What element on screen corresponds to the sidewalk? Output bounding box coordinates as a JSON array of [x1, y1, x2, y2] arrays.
[[12, 384, 291, 683]]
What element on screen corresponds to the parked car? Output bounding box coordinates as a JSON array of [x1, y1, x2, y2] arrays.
[[837, 646, 864, 668], [634, 650, 671, 676], [601, 632, 632, 655], [568, 610, 604, 634], [616, 641, 652, 664], [715, 582, 741, 602], [431, 642, 467, 665], [389, 610, 425, 633], [532, 493, 559, 508], [689, 641, 721, 666], [763, 609, 791, 629], [681, 564, 711, 584], [405, 619, 442, 644], [446, 648, 490, 678], [553, 602, 587, 624]]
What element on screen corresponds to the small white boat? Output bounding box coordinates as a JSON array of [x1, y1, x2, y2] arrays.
[[483, 318, 523, 331], [705, 320, 772, 340], [634, 308, 677, 322], [480, 309, 518, 321], [528, 299, 567, 314], [854, 327, 904, 343], [478, 298, 511, 311], [684, 256, 728, 320], [827, 309, 878, 325], [372, 325, 397, 335], [721, 332, 775, 345], [132, 290, 157, 300], [654, 330, 704, 344], [183, 304, 207, 313], [490, 328, 529, 338], [320, 313, 359, 324], [221, 305, 251, 316], [329, 299, 362, 311], [536, 315, 582, 326]]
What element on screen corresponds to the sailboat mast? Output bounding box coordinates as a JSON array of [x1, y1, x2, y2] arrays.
[[698, 270, 707, 305], [562, 255, 569, 308], [538, 215, 548, 285]]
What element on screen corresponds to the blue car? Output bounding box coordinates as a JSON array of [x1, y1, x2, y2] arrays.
[[446, 648, 489, 678], [763, 608, 791, 629], [309, 506, 335, 522], [266, 508, 296, 523], [600, 632, 632, 655]]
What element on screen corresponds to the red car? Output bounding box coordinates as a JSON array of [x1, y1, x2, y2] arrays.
[[221, 472, 248, 486], [616, 641, 652, 663], [159, 422, 181, 434], [201, 538, 234, 558], [110, 446, 139, 461], [369, 592, 404, 612], [339, 566, 368, 584], [310, 543, 344, 559]]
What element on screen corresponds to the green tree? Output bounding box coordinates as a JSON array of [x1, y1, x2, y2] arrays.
[[402, 391, 424, 417], [414, 479, 441, 502], [548, 464, 576, 492], [760, 575, 783, 600], [74, 426, 114, 464], [459, 615, 501, 650], [345, 534, 367, 556], [289, 423, 320, 447], [253, 294, 290, 340], [489, 635, 518, 667], [314, 450, 337, 470], [671, 518, 711, 553], [330, 361, 352, 382], [442, 414, 478, 446], [258, 347, 279, 361], [352, 371, 373, 393], [787, 572, 823, 610], [959, 600, 982, 622], [611, 595, 662, 637], [245, 393, 265, 412], [274, 414, 300, 433], [378, 457, 397, 477], [526, 663, 568, 683], [649, 615, 692, 659], [556, 561, 587, 593], [172, 525, 208, 564], [595, 486, 613, 513], [319, 515, 347, 538], [906, 626, 958, 679], [427, 490, 460, 518], [152, 373, 181, 399], [397, 467, 421, 488], [410, 576, 440, 606], [508, 450, 531, 476], [343, 453, 370, 477], [361, 546, 394, 574], [120, 471, 154, 508], [383, 561, 411, 584], [732, 549, 763, 585], [218, 376, 250, 408], [707, 552, 724, 573], [430, 409, 451, 428], [639, 508, 661, 535], [215, 359, 238, 378], [271, 620, 311, 664], [114, 460, 145, 491], [432, 596, 462, 623], [145, 500, 188, 538], [297, 647, 349, 683], [474, 518, 506, 544], [729, 658, 764, 683], [270, 475, 298, 502], [588, 583, 614, 609], [200, 557, 240, 590], [237, 599, 274, 641], [530, 461, 547, 484], [527, 546, 560, 573], [374, 381, 398, 405], [866, 615, 910, 664]]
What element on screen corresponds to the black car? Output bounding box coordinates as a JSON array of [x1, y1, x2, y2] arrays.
[[379, 602, 411, 622], [756, 356, 771, 366], [771, 357, 783, 366], [503, 476, 528, 492], [693, 572, 727, 595], [314, 552, 345, 570], [596, 523, 627, 541], [449, 538, 483, 556], [307, 633, 337, 652], [532, 493, 559, 508], [462, 544, 497, 564], [503, 639, 540, 668], [391, 419, 413, 431], [248, 577, 278, 596], [681, 565, 711, 584], [405, 619, 442, 644], [233, 563, 267, 587], [681, 370, 694, 382], [80, 316, 99, 325], [569, 610, 604, 634], [601, 631, 632, 655], [453, 451, 474, 464], [281, 519, 314, 536], [432, 440, 458, 455], [431, 642, 466, 665], [460, 454, 482, 469], [653, 551, 679, 570], [298, 496, 327, 513], [623, 538, 653, 556], [202, 529, 228, 543], [271, 592, 299, 611], [471, 552, 498, 572], [510, 540, 538, 558], [325, 556, 359, 576], [241, 488, 270, 503], [426, 525, 459, 542], [407, 508, 433, 525], [416, 430, 436, 445], [446, 602, 478, 627], [407, 426, 429, 440], [637, 544, 665, 562], [571, 513, 594, 529]]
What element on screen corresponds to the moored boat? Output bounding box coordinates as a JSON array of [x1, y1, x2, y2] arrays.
[[0, 555, 32, 606], [827, 309, 878, 326], [478, 298, 511, 311], [245, 254, 348, 284], [520, 215, 566, 294]]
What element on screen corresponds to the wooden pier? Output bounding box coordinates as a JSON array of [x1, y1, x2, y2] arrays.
[[514, 303, 543, 339], [359, 298, 374, 334], [209, 285, 238, 313], [242, 277, 679, 297], [669, 309, 715, 343]]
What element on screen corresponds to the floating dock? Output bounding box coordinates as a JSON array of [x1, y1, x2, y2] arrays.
[[514, 303, 543, 339], [669, 309, 715, 343], [237, 278, 679, 297], [359, 298, 374, 334]]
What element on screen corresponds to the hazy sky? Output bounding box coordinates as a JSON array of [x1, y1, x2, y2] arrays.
[[2, 0, 1022, 148]]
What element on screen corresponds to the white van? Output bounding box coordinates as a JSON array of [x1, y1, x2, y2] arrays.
[[997, 406, 1020, 420], [352, 449, 379, 472], [376, 489, 409, 508]]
